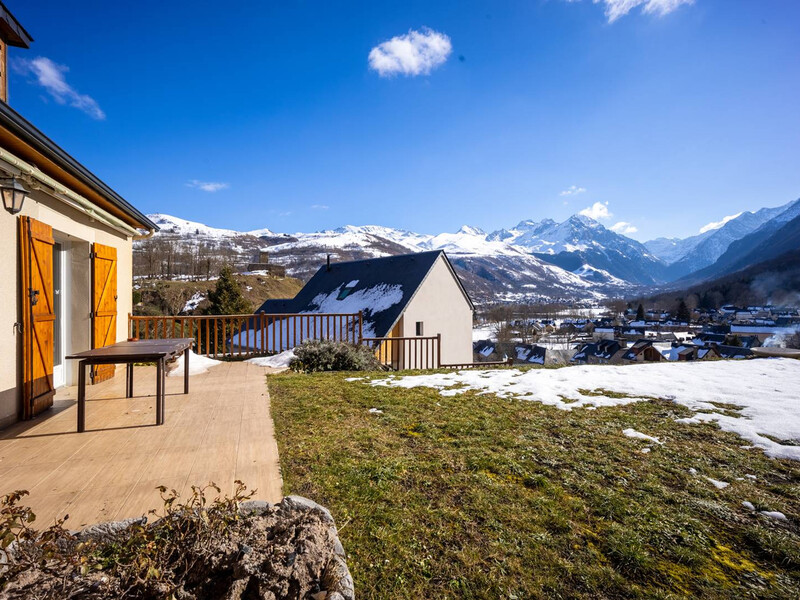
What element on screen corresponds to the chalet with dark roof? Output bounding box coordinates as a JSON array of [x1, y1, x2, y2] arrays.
[[715, 345, 754, 360], [513, 344, 546, 365], [571, 340, 625, 364], [621, 340, 663, 362], [255, 250, 475, 365]]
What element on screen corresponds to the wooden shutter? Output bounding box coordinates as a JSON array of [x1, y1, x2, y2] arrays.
[[20, 217, 56, 419], [91, 243, 118, 383]]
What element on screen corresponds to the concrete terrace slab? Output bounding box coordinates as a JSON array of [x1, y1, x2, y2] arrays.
[[0, 361, 282, 529]]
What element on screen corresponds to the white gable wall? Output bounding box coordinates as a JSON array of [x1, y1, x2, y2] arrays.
[[398, 255, 473, 365]]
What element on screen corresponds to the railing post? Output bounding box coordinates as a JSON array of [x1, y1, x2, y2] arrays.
[[358, 311, 363, 344], [127, 313, 132, 339], [436, 333, 442, 368]]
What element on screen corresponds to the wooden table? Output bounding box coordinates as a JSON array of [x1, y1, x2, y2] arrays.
[[66, 339, 193, 432]]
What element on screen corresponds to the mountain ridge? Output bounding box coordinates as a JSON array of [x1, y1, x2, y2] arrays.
[[140, 213, 636, 304], [139, 196, 799, 302]]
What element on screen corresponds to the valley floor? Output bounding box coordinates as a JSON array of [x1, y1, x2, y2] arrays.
[[269, 364, 800, 599]]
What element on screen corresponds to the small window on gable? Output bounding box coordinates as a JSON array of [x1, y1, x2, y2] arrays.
[[337, 280, 359, 301], [415, 321, 424, 336]]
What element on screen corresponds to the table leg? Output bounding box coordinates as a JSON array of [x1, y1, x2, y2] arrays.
[[156, 358, 163, 425], [161, 358, 167, 424], [77, 361, 86, 433], [184, 348, 190, 394], [125, 363, 133, 398]]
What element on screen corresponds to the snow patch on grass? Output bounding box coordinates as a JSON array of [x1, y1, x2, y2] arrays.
[[368, 359, 800, 460], [623, 428, 663, 445], [182, 292, 205, 313], [760, 511, 787, 521], [704, 477, 730, 490]]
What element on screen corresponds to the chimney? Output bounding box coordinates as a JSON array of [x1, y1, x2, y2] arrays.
[[326, 254, 331, 272], [0, 3, 34, 103]]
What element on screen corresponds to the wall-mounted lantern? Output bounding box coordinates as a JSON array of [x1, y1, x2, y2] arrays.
[[0, 176, 29, 214]]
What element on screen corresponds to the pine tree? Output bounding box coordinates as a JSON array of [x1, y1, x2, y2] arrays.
[[676, 299, 691, 323], [636, 303, 645, 321], [206, 265, 252, 315]]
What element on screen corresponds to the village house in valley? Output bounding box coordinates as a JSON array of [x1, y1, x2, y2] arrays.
[[255, 250, 475, 368], [0, 7, 156, 428], [621, 339, 663, 362]]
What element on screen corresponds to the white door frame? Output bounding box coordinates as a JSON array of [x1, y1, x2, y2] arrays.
[[52, 241, 69, 389]]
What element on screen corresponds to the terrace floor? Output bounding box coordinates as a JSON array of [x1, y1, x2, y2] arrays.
[[0, 361, 282, 529]]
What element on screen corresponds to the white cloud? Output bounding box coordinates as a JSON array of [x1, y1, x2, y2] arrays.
[[579, 201, 612, 220], [611, 221, 638, 234], [559, 185, 587, 197], [12, 56, 105, 120], [368, 28, 452, 77], [699, 212, 743, 234], [311, 204, 329, 210], [186, 180, 229, 193], [565, 0, 694, 23]]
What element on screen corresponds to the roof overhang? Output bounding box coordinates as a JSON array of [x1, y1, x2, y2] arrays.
[[0, 1, 32, 47], [0, 102, 157, 231], [437, 251, 476, 311]]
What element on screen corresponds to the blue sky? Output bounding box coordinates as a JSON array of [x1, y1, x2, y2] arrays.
[[8, 0, 800, 241]]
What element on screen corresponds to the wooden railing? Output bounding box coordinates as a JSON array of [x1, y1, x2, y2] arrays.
[[361, 335, 441, 370], [128, 312, 363, 359], [128, 313, 519, 370]]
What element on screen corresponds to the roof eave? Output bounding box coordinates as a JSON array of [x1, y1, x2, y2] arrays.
[[437, 251, 476, 311], [0, 102, 157, 231], [0, 1, 33, 47]]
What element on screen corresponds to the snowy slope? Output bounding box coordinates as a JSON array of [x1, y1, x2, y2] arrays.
[[489, 215, 666, 285], [645, 198, 800, 278], [140, 215, 633, 302], [644, 234, 710, 265], [151, 213, 270, 239]]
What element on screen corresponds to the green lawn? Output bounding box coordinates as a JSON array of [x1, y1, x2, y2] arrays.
[[268, 371, 800, 600]]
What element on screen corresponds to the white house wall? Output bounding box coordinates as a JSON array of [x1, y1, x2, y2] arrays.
[[0, 182, 133, 429], [399, 255, 473, 365]]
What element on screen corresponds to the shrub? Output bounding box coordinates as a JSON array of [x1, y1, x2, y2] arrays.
[[1, 484, 254, 598], [290, 339, 383, 373], [1, 485, 351, 599]]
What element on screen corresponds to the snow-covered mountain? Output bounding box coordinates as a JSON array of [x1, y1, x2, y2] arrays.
[[138, 197, 800, 303], [643, 234, 709, 266], [149, 213, 270, 241], [138, 214, 634, 303], [488, 215, 667, 285], [261, 222, 632, 301], [645, 198, 800, 279]]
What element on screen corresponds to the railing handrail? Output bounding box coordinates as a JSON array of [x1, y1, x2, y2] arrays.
[[361, 335, 439, 342], [127, 311, 365, 359], [129, 312, 362, 320]]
